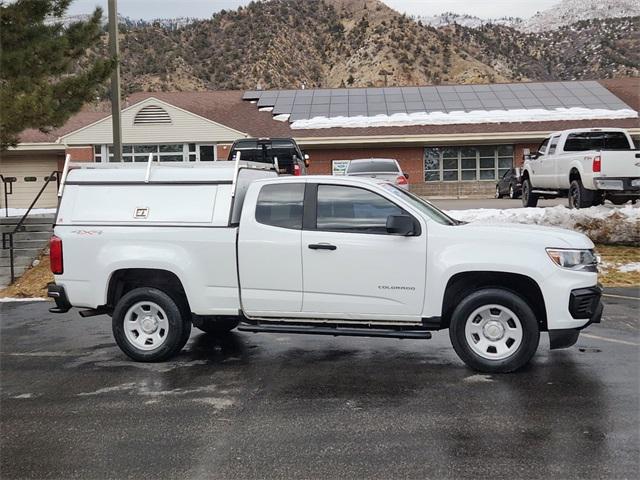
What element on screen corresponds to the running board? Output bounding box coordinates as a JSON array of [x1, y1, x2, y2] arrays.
[[238, 323, 432, 339], [532, 190, 560, 195]]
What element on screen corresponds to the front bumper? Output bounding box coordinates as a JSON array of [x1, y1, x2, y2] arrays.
[[47, 282, 72, 313], [549, 285, 603, 350]]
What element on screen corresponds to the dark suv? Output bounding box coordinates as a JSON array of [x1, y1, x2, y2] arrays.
[[228, 138, 309, 176]]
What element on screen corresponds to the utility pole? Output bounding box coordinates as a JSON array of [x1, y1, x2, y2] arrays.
[[108, 0, 122, 161]]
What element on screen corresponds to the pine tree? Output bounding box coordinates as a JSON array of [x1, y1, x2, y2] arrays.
[[0, 0, 114, 149]]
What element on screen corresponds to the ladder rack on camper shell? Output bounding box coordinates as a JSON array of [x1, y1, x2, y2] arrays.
[[57, 151, 275, 199]]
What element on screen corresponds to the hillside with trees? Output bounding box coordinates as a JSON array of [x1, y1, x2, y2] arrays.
[[92, 0, 638, 94]]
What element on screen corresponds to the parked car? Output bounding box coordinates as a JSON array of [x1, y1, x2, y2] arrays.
[[344, 158, 409, 189], [228, 137, 309, 176], [495, 168, 522, 199], [48, 161, 602, 373], [521, 128, 640, 208]]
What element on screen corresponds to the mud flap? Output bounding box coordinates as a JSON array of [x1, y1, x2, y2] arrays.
[[549, 329, 580, 350]]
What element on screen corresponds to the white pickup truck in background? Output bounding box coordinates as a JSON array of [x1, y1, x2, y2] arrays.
[[521, 128, 640, 208], [47, 161, 603, 373]]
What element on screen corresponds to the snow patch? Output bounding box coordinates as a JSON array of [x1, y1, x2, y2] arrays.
[[0, 297, 49, 303], [290, 108, 638, 129], [258, 106, 274, 112], [273, 113, 291, 122], [444, 204, 639, 245], [618, 262, 640, 273]]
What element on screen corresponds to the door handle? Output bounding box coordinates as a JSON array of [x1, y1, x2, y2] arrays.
[[308, 243, 337, 251]]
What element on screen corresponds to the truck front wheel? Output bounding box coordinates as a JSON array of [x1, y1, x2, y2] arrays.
[[521, 178, 538, 207], [112, 287, 191, 362], [449, 288, 540, 373], [568, 179, 595, 209]]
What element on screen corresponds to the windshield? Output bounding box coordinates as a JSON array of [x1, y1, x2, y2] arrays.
[[380, 184, 458, 226], [347, 159, 399, 174]]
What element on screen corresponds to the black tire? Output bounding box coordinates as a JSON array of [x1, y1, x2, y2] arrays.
[[112, 287, 191, 362], [449, 288, 540, 373], [495, 185, 502, 198], [193, 316, 240, 335], [521, 178, 538, 207], [568, 179, 595, 209]]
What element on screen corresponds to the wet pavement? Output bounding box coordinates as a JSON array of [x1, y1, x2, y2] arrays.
[[1, 291, 638, 479]]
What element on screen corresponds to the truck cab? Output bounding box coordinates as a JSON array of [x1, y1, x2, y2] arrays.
[[228, 138, 309, 176]]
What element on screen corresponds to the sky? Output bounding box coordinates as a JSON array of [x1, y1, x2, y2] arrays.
[[66, 0, 562, 20]]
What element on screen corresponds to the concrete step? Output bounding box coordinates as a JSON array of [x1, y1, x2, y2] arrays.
[[9, 239, 48, 250], [12, 231, 52, 242], [0, 247, 42, 259], [0, 256, 33, 268], [0, 215, 55, 225], [0, 265, 28, 286], [0, 224, 53, 233]]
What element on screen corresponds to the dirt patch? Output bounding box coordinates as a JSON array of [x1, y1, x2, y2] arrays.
[[0, 256, 53, 299], [596, 244, 640, 287]]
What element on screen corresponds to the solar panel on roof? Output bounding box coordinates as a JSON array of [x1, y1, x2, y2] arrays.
[[242, 80, 636, 125]]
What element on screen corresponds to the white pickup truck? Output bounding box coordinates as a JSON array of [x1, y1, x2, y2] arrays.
[[521, 128, 640, 208], [47, 161, 603, 373]]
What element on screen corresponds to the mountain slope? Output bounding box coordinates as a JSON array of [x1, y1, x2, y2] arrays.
[[93, 0, 638, 94]]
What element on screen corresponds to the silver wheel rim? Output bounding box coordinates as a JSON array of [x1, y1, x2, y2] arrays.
[[464, 304, 523, 360], [123, 301, 170, 351], [495, 186, 500, 198], [509, 186, 515, 198]]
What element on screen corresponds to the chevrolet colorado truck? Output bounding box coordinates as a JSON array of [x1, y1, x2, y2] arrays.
[[47, 161, 603, 373], [521, 128, 640, 208]]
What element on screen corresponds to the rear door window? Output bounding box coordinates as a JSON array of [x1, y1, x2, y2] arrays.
[[255, 183, 304, 229], [548, 135, 560, 155]]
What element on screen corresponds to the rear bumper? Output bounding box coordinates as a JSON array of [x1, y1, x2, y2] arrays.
[[593, 177, 640, 193], [47, 282, 72, 313]]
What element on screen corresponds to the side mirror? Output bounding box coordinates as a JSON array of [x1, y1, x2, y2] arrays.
[[403, 173, 409, 180], [386, 215, 415, 236]]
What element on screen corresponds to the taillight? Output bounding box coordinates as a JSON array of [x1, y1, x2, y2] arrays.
[[50, 235, 63, 275], [592, 155, 601, 173], [293, 164, 301, 176], [396, 175, 408, 185]]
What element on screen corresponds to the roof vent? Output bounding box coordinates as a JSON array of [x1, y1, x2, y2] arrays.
[[133, 105, 172, 125]]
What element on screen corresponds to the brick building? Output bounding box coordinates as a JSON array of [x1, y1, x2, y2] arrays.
[[2, 78, 638, 208]]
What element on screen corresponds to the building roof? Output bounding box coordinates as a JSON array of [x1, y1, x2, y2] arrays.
[[17, 78, 640, 145]]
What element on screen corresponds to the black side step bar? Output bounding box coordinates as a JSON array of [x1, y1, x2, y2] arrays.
[[238, 323, 432, 339]]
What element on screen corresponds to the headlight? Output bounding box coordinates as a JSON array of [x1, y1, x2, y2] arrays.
[[546, 248, 598, 272]]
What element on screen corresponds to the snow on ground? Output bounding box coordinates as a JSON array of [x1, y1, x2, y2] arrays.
[[618, 262, 640, 273], [290, 108, 638, 129], [444, 204, 639, 245], [1, 208, 56, 218], [0, 297, 48, 302]]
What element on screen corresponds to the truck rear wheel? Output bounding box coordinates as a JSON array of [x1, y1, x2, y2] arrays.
[[112, 287, 191, 362], [449, 288, 540, 373], [521, 178, 538, 207], [568, 179, 595, 209]]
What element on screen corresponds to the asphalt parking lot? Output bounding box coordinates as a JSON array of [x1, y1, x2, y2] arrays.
[[1, 290, 638, 480]]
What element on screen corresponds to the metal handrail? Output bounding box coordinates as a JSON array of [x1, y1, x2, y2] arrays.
[[2, 169, 62, 283]]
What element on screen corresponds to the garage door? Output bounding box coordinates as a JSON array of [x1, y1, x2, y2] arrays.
[[0, 154, 60, 210]]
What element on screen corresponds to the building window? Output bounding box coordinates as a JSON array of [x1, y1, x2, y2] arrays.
[[93, 143, 217, 162], [424, 145, 514, 182]]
